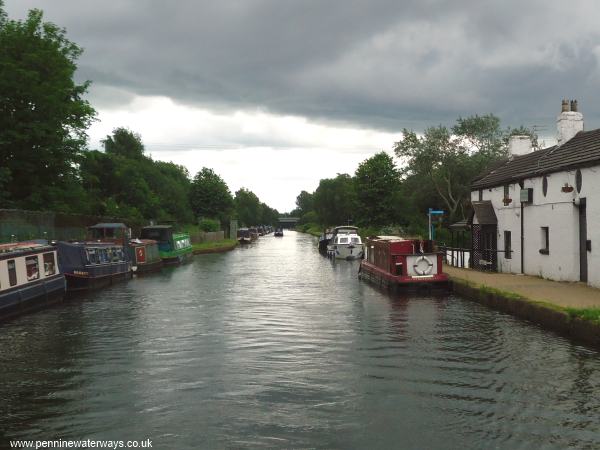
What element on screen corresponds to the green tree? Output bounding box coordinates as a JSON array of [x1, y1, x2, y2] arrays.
[[354, 152, 400, 226], [295, 190, 314, 216], [234, 188, 261, 226], [313, 174, 357, 226], [451, 114, 506, 158], [190, 167, 233, 222], [79, 129, 194, 224], [0, 6, 95, 210], [394, 114, 528, 221], [259, 203, 279, 225], [102, 127, 145, 160], [394, 126, 471, 221]]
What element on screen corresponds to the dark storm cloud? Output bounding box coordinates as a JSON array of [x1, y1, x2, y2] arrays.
[[5, 0, 600, 133]]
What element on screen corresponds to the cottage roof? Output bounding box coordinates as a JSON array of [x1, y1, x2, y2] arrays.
[[472, 128, 600, 189], [469, 201, 497, 225]]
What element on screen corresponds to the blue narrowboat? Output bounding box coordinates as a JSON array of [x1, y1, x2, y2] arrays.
[[58, 223, 132, 291], [0, 241, 66, 320], [57, 241, 131, 291]]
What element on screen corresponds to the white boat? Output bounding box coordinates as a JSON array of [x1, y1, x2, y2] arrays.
[[326, 226, 364, 260]]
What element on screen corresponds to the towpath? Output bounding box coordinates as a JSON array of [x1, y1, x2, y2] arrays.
[[445, 266, 600, 308]]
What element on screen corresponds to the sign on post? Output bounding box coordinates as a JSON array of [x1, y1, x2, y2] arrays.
[[428, 208, 445, 240]]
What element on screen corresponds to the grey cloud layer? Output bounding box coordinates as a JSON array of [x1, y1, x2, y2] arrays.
[[6, 0, 600, 132]]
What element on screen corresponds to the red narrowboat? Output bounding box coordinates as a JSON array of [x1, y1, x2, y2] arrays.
[[359, 236, 449, 291]]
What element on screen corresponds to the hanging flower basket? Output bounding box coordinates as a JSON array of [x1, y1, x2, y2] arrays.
[[502, 197, 513, 205], [561, 184, 574, 193]]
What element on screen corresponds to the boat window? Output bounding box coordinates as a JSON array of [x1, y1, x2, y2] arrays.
[[100, 248, 109, 263], [86, 248, 98, 264], [338, 237, 349, 244], [351, 237, 361, 244], [7, 260, 17, 286], [25, 256, 40, 281], [43, 252, 56, 276]]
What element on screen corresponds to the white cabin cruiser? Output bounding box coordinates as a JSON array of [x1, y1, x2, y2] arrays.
[[327, 226, 364, 260]]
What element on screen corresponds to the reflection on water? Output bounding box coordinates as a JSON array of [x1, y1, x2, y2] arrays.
[[1, 231, 599, 449]]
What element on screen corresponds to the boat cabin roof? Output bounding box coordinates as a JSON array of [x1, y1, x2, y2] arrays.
[[0, 241, 52, 255], [89, 223, 128, 229], [142, 225, 172, 230], [332, 226, 359, 234], [129, 238, 157, 246], [367, 235, 425, 243]]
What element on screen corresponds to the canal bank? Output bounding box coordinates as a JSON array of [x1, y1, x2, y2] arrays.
[[446, 266, 600, 347], [192, 239, 238, 255]]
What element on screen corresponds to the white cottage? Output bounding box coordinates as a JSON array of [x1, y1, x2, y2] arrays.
[[470, 100, 600, 288]]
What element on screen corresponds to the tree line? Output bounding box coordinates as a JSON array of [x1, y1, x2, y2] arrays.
[[293, 115, 536, 237], [0, 4, 277, 229]]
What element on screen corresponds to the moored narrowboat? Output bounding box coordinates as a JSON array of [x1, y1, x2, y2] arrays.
[[318, 229, 333, 254], [237, 228, 252, 244], [57, 241, 132, 291], [129, 239, 163, 274], [140, 225, 193, 264], [359, 236, 449, 291], [0, 241, 66, 319], [249, 227, 259, 240]]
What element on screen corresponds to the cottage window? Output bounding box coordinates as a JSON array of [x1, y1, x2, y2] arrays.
[[7, 260, 17, 286], [43, 253, 56, 276], [504, 231, 512, 259], [542, 176, 548, 197], [576, 169, 582, 193], [478, 189, 483, 201], [25, 256, 40, 281], [540, 227, 549, 255]]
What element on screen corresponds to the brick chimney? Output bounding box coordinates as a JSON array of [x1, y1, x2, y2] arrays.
[[557, 99, 583, 145], [508, 135, 532, 156]]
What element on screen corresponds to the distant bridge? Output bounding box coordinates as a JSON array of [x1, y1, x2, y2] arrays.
[[278, 217, 299, 229]]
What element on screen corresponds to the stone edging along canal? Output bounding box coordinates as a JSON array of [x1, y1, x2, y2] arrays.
[[451, 278, 600, 348]]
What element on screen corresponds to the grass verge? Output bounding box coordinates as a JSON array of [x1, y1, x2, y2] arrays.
[[453, 277, 600, 325], [192, 239, 238, 254], [565, 308, 600, 325]]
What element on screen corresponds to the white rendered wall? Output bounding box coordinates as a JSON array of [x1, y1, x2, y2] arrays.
[[472, 166, 599, 287]]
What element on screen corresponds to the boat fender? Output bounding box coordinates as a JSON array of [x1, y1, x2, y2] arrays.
[[413, 255, 433, 275]]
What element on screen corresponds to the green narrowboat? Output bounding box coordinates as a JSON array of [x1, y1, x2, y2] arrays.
[[140, 225, 193, 265]]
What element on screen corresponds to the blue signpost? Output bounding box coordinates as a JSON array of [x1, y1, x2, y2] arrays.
[[428, 208, 445, 240]]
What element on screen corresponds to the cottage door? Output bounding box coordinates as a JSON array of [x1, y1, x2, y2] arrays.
[[579, 198, 588, 283], [483, 226, 498, 272]]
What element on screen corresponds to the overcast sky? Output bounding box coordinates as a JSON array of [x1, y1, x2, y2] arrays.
[[5, 0, 600, 212]]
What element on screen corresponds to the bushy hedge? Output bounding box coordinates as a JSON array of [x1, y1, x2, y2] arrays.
[[198, 218, 220, 232]]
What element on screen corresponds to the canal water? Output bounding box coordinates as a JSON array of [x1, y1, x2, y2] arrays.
[[1, 231, 599, 449]]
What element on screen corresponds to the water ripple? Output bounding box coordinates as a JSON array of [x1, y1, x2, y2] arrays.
[[0, 231, 599, 449]]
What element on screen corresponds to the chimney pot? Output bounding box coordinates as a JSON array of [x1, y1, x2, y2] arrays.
[[571, 99, 578, 112], [561, 99, 570, 112]]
